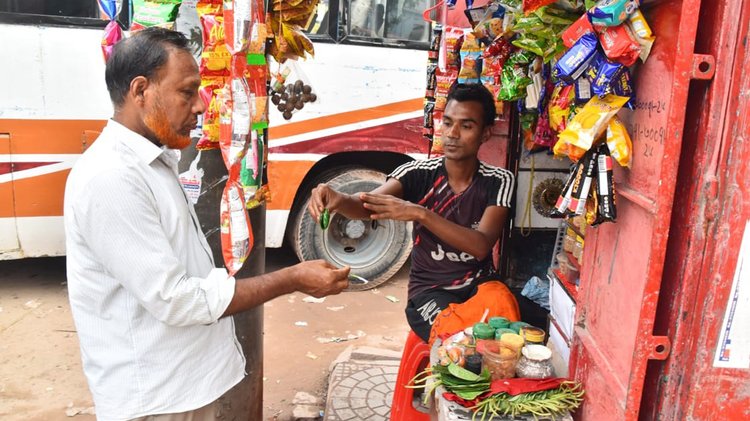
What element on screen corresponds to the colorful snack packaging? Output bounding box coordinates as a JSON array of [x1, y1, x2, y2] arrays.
[[472, 3, 505, 42], [483, 82, 504, 115], [457, 33, 482, 84], [606, 115, 633, 167], [481, 55, 503, 84], [594, 143, 617, 223], [219, 75, 252, 168], [224, 0, 253, 55], [429, 25, 443, 61], [435, 70, 457, 111], [553, 32, 599, 85], [568, 147, 598, 215], [441, 27, 464, 73], [423, 100, 436, 137], [220, 179, 253, 275], [627, 9, 655, 62], [588, 0, 639, 27], [199, 1, 231, 77], [426, 63, 438, 99], [554, 160, 582, 216], [197, 77, 227, 150], [597, 23, 641, 66], [562, 13, 595, 48], [101, 19, 123, 62], [590, 58, 626, 97], [557, 94, 629, 151], [533, 108, 556, 148], [431, 111, 445, 155], [522, 0, 558, 14], [549, 85, 574, 131], [130, 0, 182, 32], [484, 36, 513, 66], [499, 65, 532, 101], [611, 69, 636, 109], [247, 76, 268, 130]]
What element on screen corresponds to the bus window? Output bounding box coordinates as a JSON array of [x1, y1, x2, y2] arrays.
[[0, 0, 130, 27], [341, 0, 430, 46], [0, 0, 99, 18]]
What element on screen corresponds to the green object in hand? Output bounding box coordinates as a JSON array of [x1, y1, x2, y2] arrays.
[[319, 208, 330, 230]]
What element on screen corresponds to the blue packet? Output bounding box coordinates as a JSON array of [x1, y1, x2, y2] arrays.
[[553, 32, 599, 86]]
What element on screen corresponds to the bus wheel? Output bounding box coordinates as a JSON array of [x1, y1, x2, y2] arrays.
[[291, 167, 412, 291]]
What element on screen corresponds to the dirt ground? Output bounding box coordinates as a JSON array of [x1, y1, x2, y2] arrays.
[[0, 247, 410, 421]]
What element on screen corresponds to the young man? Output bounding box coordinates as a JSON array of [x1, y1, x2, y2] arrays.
[[64, 28, 349, 421], [309, 83, 519, 342]]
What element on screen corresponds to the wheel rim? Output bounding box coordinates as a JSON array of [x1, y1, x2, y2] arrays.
[[322, 214, 397, 270]]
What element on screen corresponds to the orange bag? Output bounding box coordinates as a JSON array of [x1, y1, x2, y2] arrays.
[[429, 281, 521, 347]]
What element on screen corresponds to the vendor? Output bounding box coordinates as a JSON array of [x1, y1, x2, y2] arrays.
[[308, 83, 520, 342]]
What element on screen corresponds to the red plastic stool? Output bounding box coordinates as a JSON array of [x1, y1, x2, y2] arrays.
[[390, 330, 431, 421]]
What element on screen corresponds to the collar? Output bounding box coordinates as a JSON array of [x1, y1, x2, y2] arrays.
[[105, 119, 165, 165]]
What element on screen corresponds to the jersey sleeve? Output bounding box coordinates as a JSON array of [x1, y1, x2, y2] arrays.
[[388, 160, 430, 203], [484, 167, 515, 208]]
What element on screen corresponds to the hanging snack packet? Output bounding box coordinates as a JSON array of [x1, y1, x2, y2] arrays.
[[558, 94, 629, 151], [562, 13, 595, 48], [442, 27, 464, 72], [427, 62, 438, 99], [423, 100, 436, 138], [499, 65, 532, 101], [590, 58, 626, 97], [199, 1, 231, 77], [219, 75, 253, 168], [435, 71, 457, 111], [197, 77, 227, 150], [533, 109, 556, 148], [549, 85, 574, 131], [568, 147, 598, 215], [575, 76, 594, 104], [606, 116, 633, 167], [220, 180, 253, 275], [429, 25, 443, 61], [130, 0, 182, 32], [431, 111, 445, 155], [224, 0, 253, 55], [100, 4, 123, 62], [484, 36, 513, 66], [553, 32, 599, 86], [597, 23, 641, 66], [594, 143, 617, 223], [522, 0, 558, 14], [457, 33, 482, 84], [627, 9, 655, 62], [481, 55, 503, 84], [554, 160, 581, 216], [588, 0, 639, 27]]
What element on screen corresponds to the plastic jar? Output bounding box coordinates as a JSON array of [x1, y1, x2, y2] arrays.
[[488, 317, 510, 330], [520, 326, 546, 346], [477, 340, 518, 381], [515, 344, 554, 379], [473, 323, 495, 341]]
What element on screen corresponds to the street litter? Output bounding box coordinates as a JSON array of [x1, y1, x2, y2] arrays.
[[303, 296, 326, 303]]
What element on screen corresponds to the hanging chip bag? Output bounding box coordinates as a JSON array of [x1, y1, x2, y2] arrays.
[[130, 0, 182, 31], [606, 115, 633, 167], [558, 94, 629, 152]]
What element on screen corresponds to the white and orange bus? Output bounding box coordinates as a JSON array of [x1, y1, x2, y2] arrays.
[[0, 0, 433, 285]]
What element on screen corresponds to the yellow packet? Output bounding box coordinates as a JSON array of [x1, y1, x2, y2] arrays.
[[558, 95, 629, 152], [607, 116, 633, 167], [627, 9, 656, 62]]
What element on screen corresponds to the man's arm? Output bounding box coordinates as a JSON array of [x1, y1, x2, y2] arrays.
[[359, 192, 508, 261], [307, 177, 404, 222], [222, 260, 350, 317]]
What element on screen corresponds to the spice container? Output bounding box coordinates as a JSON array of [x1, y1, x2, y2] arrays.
[[477, 339, 518, 381], [499, 332, 525, 355], [473, 322, 495, 340], [515, 344, 554, 379], [488, 316, 510, 330], [520, 326, 546, 345], [494, 328, 516, 340]]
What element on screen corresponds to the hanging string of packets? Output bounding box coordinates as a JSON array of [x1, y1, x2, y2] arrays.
[[423, 0, 655, 224]]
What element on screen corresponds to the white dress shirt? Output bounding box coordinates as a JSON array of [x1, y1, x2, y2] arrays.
[[64, 120, 245, 421]]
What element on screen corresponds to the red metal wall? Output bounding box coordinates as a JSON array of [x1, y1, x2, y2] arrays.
[[639, 0, 750, 419]]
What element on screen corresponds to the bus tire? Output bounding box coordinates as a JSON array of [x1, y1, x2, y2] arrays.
[[291, 167, 412, 291]]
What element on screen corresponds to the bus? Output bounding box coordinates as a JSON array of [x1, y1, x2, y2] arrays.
[[0, 0, 432, 287]]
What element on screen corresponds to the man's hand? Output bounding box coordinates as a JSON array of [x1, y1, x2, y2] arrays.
[[291, 260, 351, 298], [308, 184, 345, 222], [360, 193, 425, 222]]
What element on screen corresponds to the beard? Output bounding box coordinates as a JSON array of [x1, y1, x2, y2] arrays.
[[143, 101, 192, 150]]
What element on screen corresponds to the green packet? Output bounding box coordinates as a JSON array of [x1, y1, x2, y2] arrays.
[[131, 0, 182, 31]]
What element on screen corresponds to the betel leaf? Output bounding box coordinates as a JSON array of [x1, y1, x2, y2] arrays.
[[447, 362, 482, 382]]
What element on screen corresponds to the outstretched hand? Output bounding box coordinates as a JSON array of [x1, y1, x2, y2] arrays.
[[360, 192, 425, 222], [292, 260, 351, 298]]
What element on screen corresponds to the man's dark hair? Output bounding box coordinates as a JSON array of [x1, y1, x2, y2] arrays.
[[105, 27, 192, 107], [446, 83, 497, 127]]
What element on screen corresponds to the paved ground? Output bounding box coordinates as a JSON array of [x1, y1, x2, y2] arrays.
[[0, 247, 410, 421]]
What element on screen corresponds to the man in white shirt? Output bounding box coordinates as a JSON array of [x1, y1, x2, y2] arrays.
[[64, 27, 350, 421]]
